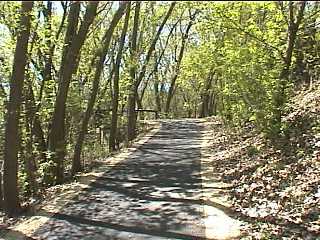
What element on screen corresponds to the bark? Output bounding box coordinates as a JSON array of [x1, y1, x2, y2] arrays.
[[154, 74, 161, 112], [273, 1, 306, 131], [43, 1, 53, 87], [208, 89, 217, 116], [218, 78, 225, 116], [72, 3, 127, 174], [127, 2, 141, 142], [24, 107, 38, 196], [0, 84, 6, 98], [48, 2, 98, 184], [25, 83, 47, 161], [3, 1, 33, 216], [0, 162, 2, 209], [200, 71, 214, 118], [109, 3, 131, 151], [137, 95, 143, 110], [23, 74, 44, 195]]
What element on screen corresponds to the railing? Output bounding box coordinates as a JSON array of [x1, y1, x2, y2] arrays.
[[135, 109, 159, 119]]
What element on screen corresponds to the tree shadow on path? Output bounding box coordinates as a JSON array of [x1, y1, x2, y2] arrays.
[[14, 119, 241, 240]]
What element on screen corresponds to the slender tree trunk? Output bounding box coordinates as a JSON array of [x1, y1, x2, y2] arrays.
[[135, 2, 176, 115], [273, 2, 306, 134], [72, 3, 127, 174], [165, 16, 195, 115], [152, 20, 179, 115], [127, 2, 141, 142], [24, 112, 38, 196], [48, 2, 98, 184], [25, 2, 56, 167], [25, 84, 47, 163], [154, 74, 161, 112], [33, 115, 47, 160], [109, 3, 131, 151], [136, 2, 175, 89], [43, 1, 53, 88], [200, 71, 214, 118], [3, 1, 33, 216], [136, 96, 144, 120], [0, 161, 3, 209], [23, 77, 44, 195], [208, 90, 217, 116], [127, 2, 175, 138]]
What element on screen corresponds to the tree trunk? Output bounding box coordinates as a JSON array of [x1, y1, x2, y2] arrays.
[[208, 90, 217, 116], [135, 3, 176, 87], [43, 1, 53, 89], [48, 2, 98, 184], [3, 1, 33, 216], [109, 3, 131, 151], [25, 84, 47, 163], [24, 112, 38, 196], [200, 71, 214, 118], [127, 2, 175, 138], [0, 161, 3, 209], [72, 3, 127, 174], [127, 2, 141, 142], [154, 75, 161, 112], [135, 2, 176, 112], [152, 20, 179, 115], [25, 1, 55, 167], [165, 19, 194, 115], [273, 1, 306, 134]]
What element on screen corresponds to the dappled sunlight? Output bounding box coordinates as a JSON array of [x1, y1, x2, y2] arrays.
[[203, 205, 241, 240], [7, 120, 242, 239]]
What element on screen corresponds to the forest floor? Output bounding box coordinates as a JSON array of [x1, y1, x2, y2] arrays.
[[205, 86, 320, 239], [1, 87, 319, 240]]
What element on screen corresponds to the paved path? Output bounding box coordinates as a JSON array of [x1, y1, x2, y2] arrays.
[[6, 119, 241, 240]]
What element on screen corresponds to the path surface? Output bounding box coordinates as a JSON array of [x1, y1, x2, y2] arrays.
[[6, 119, 242, 240]]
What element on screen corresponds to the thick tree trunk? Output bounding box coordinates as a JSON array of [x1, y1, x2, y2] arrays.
[[109, 4, 131, 151], [127, 2, 141, 142], [72, 3, 127, 174], [48, 2, 98, 184], [3, 1, 33, 216]]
